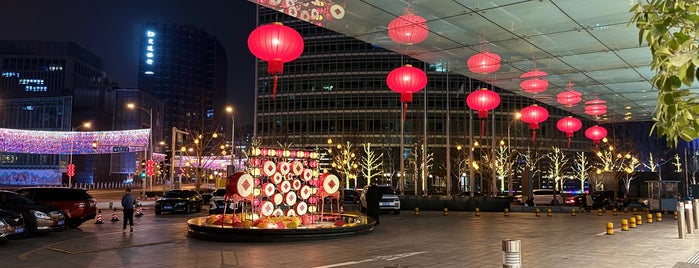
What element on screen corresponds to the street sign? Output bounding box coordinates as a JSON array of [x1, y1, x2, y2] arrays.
[[112, 146, 130, 153]]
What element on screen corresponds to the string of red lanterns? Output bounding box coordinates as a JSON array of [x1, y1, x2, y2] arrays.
[[247, 22, 305, 100], [556, 116, 582, 147], [386, 64, 428, 120], [387, 9, 429, 46], [520, 104, 549, 143], [466, 88, 501, 136]]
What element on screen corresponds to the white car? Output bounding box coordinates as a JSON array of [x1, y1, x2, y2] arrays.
[[518, 189, 564, 206], [360, 185, 401, 214]]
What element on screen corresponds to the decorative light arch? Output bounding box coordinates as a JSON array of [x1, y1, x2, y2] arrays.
[[0, 128, 150, 154]]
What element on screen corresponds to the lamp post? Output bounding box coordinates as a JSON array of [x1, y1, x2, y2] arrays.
[[507, 112, 522, 153], [127, 103, 153, 192], [226, 106, 235, 175], [68, 122, 91, 188]]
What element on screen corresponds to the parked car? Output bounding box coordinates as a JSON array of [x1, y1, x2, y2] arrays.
[[0, 190, 65, 234], [590, 190, 624, 209], [565, 194, 585, 206], [155, 190, 203, 215], [207, 188, 246, 214], [0, 208, 26, 243], [199, 188, 215, 204], [14, 187, 91, 228], [516, 189, 564, 206], [360, 185, 401, 214]]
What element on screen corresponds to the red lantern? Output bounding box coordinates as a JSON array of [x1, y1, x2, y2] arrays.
[[520, 104, 549, 142], [520, 69, 548, 94], [584, 99, 607, 116], [585, 125, 607, 149], [557, 83, 582, 107], [466, 88, 501, 136], [467, 51, 501, 74], [556, 116, 582, 147], [248, 22, 304, 100], [387, 64, 427, 120], [388, 10, 429, 45]]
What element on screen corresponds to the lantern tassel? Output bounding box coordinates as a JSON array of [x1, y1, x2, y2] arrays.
[[567, 137, 571, 148], [531, 130, 536, 143], [403, 103, 408, 121], [480, 120, 485, 137], [273, 75, 278, 100]]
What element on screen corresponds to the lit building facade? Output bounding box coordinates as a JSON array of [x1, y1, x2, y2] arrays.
[[253, 7, 602, 194]]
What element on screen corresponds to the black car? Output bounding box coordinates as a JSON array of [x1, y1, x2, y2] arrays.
[[0, 208, 26, 243], [0, 190, 66, 234], [155, 190, 204, 215]]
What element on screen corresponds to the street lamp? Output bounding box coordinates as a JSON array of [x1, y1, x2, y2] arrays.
[[127, 103, 154, 192], [68, 122, 91, 187], [507, 111, 521, 152], [225, 106, 235, 175]]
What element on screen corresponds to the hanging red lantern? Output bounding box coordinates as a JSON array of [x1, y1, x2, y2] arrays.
[[520, 69, 548, 94], [520, 104, 549, 142], [387, 64, 427, 120], [388, 10, 429, 45], [467, 51, 501, 74], [585, 125, 607, 149], [248, 22, 304, 100], [557, 83, 582, 107], [584, 99, 607, 116], [466, 88, 501, 136], [556, 116, 582, 147]]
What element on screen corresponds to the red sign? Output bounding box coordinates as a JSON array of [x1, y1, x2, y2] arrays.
[[146, 160, 155, 176], [67, 164, 75, 177]]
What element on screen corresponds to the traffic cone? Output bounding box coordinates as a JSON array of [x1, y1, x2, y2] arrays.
[[94, 210, 104, 224], [110, 208, 120, 222], [135, 204, 144, 217]]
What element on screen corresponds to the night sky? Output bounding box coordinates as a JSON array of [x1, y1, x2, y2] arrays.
[[0, 0, 258, 126]]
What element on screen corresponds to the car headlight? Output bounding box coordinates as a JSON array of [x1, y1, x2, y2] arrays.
[[31, 210, 51, 220]]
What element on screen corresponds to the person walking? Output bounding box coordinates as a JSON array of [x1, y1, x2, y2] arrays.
[[365, 183, 382, 225], [121, 188, 136, 232]]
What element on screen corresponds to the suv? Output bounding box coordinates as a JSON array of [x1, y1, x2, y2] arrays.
[[155, 190, 203, 215], [15, 187, 96, 228], [360, 185, 401, 214], [520, 189, 564, 206]]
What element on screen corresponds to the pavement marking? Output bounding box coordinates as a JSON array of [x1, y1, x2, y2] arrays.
[[688, 251, 699, 264], [311, 251, 427, 268]]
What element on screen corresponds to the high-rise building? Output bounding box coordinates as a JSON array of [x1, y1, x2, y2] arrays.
[[253, 7, 599, 194], [137, 23, 229, 142]]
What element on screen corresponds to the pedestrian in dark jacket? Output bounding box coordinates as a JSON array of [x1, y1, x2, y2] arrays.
[[365, 183, 382, 225], [121, 188, 136, 232]]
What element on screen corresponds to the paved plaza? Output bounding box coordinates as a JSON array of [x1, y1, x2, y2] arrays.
[[1, 202, 699, 268]]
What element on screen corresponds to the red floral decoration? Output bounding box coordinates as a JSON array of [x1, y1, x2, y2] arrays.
[[557, 83, 582, 107], [585, 125, 607, 149], [387, 64, 427, 120], [520, 104, 549, 142], [520, 69, 548, 94], [467, 51, 501, 74], [248, 22, 304, 100], [556, 116, 582, 147], [388, 10, 429, 45], [466, 88, 501, 136]]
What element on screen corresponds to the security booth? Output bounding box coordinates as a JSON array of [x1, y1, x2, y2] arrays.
[[646, 180, 680, 211]]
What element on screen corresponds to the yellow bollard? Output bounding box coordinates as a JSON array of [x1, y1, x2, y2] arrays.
[[612, 208, 618, 215], [535, 208, 540, 217], [624, 207, 628, 213], [602, 207, 607, 213], [475, 207, 480, 216], [632, 207, 638, 215], [646, 213, 653, 223], [597, 208, 603, 216], [629, 217, 637, 228], [674, 210, 678, 220], [664, 208, 668, 214], [621, 219, 629, 231], [606, 222, 614, 235], [414, 207, 419, 215], [504, 208, 510, 217], [571, 208, 576, 216], [636, 214, 642, 225], [656, 212, 662, 222], [443, 207, 448, 216], [547, 208, 552, 217]]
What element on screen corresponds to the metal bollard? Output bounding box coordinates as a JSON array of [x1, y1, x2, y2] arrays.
[[656, 212, 662, 222], [535, 208, 540, 217], [684, 201, 694, 234], [414, 207, 419, 215], [629, 216, 636, 228], [678, 202, 687, 239], [636, 215, 643, 225], [606, 222, 614, 235], [646, 213, 653, 223], [621, 219, 628, 231], [502, 239, 522, 268], [475, 207, 480, 216]]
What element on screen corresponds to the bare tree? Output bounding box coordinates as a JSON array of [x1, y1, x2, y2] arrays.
[[573, 152, 591, 193], [360, 142, 383, 185], [520, 147, 547, 203], [494, 142, 516, 195], [547, 146, 569, 199]]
